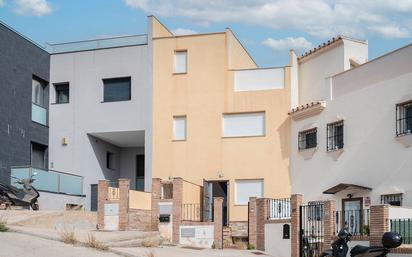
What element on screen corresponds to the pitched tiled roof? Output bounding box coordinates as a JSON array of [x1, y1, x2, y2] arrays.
[[298, 35, 367, 61], [288, 101, 325, 115]]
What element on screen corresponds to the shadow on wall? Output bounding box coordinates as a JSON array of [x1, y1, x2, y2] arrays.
[[277, 117, 291, 161], [87, 135, 120, 182]]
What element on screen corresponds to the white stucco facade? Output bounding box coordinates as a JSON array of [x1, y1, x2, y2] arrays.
[[49, 40, 153, 210], [291, 44, 412, 209]]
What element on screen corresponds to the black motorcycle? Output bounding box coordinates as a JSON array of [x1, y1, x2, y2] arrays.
[[0, 174, 40, 210], [321, 228, 402, 257]]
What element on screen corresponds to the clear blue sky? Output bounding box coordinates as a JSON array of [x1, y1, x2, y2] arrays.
[[1, 0, 411, 67]]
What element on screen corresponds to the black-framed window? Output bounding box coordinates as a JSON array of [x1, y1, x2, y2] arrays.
[[327, 120, 344, 151], [103, 77, 131, 102], [381, 194, 403, 206], [54, 83, 69, 104], [31, 142, 47, 169], [32, 76, 48, 108], [106, 152, 116, 170], [298, 128, 317, 150], [396, 101, 412, 136]]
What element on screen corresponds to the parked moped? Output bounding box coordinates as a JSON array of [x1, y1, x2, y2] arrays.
[[321, 228, 402, 257], [0, 174, 40, 210]]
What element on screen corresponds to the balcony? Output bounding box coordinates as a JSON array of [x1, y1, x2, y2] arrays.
[[11, 166, 83, 196], [31, 103, 48, 126]]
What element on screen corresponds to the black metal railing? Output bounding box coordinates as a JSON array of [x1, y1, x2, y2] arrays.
[[268, 198, 291, 219], [327, 120, 344, 151], [396, 101, 412, 136], [182, 203, 201, 222], [336, 209, 370, 236], [381, 194, 403, 206], [299, 128, 318, 151], [391, 219, 412, 244]]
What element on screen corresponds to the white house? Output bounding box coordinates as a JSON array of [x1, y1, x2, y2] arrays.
[[290, 38, 412, 235]]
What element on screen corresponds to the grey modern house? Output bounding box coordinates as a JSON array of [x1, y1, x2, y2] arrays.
[[0, 22, 50, 184]]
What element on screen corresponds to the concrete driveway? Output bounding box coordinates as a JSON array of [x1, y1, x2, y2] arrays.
[[0, 232, 120, 257]]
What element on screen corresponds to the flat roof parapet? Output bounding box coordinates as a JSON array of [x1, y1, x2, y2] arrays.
[[46, 34, 148, 54]]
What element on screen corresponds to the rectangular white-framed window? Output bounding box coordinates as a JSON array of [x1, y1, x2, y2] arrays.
[[235, 179, 264, 205], [223, 112, 265, 138], [173, 116, 187, 141], [174, 50, 187, 74]]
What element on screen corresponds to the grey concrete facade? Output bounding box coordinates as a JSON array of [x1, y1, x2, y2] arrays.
[[0, 23, 50, 183]]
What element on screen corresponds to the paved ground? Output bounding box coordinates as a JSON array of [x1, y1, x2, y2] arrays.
[[114, 246, 268, 257], [0, 232, 121, 257]]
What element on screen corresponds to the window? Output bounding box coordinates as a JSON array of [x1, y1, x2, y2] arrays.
[[173, 116, 187, 141], [381, 194, 403, 206], [103, 77, 131, 102], [174, 50, 187, 74], [223, 112, 265, 137], [54, 83, 69, 104], [396, 101, 412, 136], [31, 142, 47, 169], [32, 76, 48, 126], [235, 179, 263, 205], [298, 128, 317, 150], [106, 152, 116, 170], [32, 77, 48, 108], [327, 120, 344, 151]]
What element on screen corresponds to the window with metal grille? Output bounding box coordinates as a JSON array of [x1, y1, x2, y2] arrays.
[[298, 128, 317, 150], [381, 194, 403, 206], [396, 101, 412, 136], [327, 120, 344, 151]]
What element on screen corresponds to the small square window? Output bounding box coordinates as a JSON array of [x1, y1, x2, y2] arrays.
[[54, 83, 69, 104], [381, 194, 403, 206], [173, 116, 187, 141], [327, 120, 344, 151], [174, 50, 187, 74], [298, 128, 317, 150], [103, 77, 131, 102], [106, 152, 116, 170], [396, 101, 412, 136]]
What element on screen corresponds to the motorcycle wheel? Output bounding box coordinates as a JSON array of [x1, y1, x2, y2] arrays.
[[30, 202, 39, 211]]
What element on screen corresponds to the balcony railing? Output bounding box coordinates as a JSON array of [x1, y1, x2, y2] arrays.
[[182, 203, 202, 222], [45, 34, 148, 54], [31, 103, 48, 126], [11, 166, 83, 196]]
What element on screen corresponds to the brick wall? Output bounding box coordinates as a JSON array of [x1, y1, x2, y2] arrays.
[[370, 204, 389, 246], [128, 209, 152, 231], [291, 194, 303, 257], [323, 200, 336, 249], [151, 178, 162, 230], [97, 180, 109, 229], [213, 197, 224, 249], [172, 177, 183, 244]]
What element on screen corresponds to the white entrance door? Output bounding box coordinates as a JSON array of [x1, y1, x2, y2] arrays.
[[343, 199, 362, 235]]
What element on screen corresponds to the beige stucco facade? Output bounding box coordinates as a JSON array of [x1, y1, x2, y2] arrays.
[[150, 17, 291, 221]]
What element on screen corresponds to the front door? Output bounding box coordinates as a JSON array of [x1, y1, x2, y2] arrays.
[[342, 198, 363, 235], [202, 180, 228, 226], [135, 155, 144, 191]]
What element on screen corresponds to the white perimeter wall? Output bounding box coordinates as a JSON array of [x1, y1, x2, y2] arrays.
[[49, 44, 152, 210], [264, 223, 291, 257], [38, 191, 85, 211], [291, 45, 412, 207]]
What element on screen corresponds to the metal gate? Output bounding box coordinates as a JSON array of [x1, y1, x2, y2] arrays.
[[300, 202, 325, 257]]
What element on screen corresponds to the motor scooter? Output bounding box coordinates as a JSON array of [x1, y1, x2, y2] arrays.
[[321, 228, 402, 257], [0, 174, 39, 210]]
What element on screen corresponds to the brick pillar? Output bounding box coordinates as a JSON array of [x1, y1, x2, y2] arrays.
[[370, 204, 389, 246], [213, 197, 224, 249], [291, 194, 303, 257], [256, 198, 268, 251], [97, 180, 109, 229], [323, 200, 336, 250], [248, 197, 258, 248], [151, 178, 162, 231], [172, 177, 183, 244], [118, 179, 130, 231]]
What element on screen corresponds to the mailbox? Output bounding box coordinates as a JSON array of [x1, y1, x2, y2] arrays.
[[159, 214, 170, 223], [283, 224, 290, 239]]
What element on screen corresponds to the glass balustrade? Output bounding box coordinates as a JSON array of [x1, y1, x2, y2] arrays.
[[10, 166, 83, 196], [31, 103, 48, 126]]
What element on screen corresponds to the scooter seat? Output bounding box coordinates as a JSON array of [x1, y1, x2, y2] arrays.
[[350, 245, 386, 256]]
